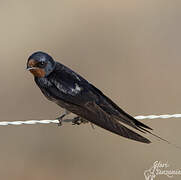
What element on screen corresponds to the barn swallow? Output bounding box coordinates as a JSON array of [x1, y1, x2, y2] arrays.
[[26, 51, 167, 144]]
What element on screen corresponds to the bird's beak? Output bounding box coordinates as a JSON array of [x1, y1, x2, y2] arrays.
[[26, 67, 38, 71]]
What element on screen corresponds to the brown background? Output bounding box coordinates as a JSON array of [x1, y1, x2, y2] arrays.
[[0, 0, 181, 179]]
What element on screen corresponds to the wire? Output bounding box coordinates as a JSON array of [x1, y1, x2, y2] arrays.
[[135, 114, 181, 119], [0, 113, 180, 126]]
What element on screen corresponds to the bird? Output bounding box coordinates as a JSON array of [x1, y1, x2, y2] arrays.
[[26, 51, 166, 144]]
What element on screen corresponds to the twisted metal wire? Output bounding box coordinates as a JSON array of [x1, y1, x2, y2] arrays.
[[0, 114, 180, 126]]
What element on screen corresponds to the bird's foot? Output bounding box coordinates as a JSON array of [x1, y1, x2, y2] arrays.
[[72, 116, 89, 125], [56, 113, 66, 126]]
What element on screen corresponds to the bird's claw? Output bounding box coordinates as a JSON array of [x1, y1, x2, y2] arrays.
[[57, 119, 62, 126], [56, 114, 66, 126], [56, 117, 63, 126], [72, 117, 88, 125]]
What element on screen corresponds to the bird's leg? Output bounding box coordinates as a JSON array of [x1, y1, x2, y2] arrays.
[[56, 114, 66, 126], [56, 110, 70, 126], [72, 116, 89, 125]]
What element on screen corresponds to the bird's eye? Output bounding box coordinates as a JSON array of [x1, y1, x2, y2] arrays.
[[38, 61, 46, 68]]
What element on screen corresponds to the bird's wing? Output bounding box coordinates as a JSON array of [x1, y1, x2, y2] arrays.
[[89, 84, 153, 132], [51, 63, 152, 133], [86, 84, 170, 144]]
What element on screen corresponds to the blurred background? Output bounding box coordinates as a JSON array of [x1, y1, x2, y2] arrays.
[[0, 0, 181, 179]]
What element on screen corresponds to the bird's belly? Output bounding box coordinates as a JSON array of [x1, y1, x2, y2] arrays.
[[53, 99, 69, 109]]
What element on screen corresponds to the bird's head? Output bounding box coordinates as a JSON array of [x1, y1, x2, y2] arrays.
[[27, 51, 56, 77]]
